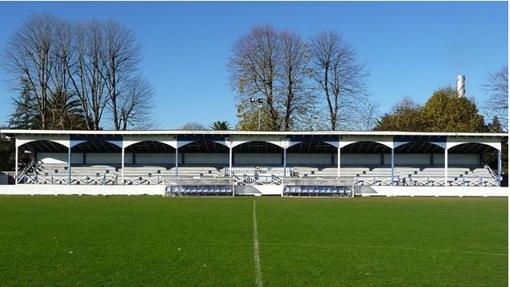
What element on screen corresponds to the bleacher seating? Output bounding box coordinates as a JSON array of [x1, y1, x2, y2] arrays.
[[22, 160, 498, 188], [173, 166, 221, 178]]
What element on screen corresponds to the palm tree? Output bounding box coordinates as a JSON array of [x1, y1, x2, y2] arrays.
[[210, 121, 231, 130]]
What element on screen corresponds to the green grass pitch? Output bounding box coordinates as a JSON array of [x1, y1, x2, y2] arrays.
[[0, 196, 506, 286]]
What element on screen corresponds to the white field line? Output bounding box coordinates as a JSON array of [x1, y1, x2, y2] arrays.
[[252, 199, 263, 287], [264, 242, 507, 257]]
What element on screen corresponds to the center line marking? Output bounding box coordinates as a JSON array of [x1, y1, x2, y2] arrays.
[[252, 199, 263, 287]]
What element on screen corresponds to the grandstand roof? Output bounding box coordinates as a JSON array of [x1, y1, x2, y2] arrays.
[[0, 129, 507, 138]]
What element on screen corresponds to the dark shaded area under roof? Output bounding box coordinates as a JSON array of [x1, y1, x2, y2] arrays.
[[180, 140, 228, 153], [233, 141, 282, 153], [126, 141, 175, 153], [17, 138, 500, 155]]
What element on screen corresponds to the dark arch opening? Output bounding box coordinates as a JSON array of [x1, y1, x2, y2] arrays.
[[233, 141, 283, 153], [19, 140, 68, 153], [340, 141, 391, 153], [449, 142, 499, 169], [71, 140, 121, 153], [71, 140, 121, 166], [392, 142, 445, 167], [18, 140, 68, 168], [287, 141, 337, 153], [233, 141, 283, 167], [395, 142, 444, 153], [125, 141, 175, 153], [179, 140, 229, 167], [179, 140, 229, 153], [339, 141, 392, 167], [286, 141, 337, 168]]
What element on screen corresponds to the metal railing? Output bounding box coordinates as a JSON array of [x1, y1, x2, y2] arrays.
[[15, 168, 501, 188], [18, 174, 118, 185], [16, 159, 41, 184], [483, 163, 499, 182], [353, 175, 397, 186], [123, 175, 164, 185]]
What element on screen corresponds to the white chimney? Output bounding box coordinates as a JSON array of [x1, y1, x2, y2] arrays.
[[456, 74, 465, 98]]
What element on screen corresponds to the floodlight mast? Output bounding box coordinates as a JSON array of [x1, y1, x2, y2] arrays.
[[250, 97, 264, 131]]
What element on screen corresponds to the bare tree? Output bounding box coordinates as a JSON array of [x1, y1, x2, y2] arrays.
[[117, 76, 153, 130], [48, 18, 76, 129], [3, 15, 153, 130], [484, 66, 508, 131], [310, 31, 368, 130], [278, 31, 315, 131], [352, 97, 379, 131], [3, 14, 59, 129], [68, 21, 108, 130], [228, 25, 281, 130], [100, 21, 141, 130]]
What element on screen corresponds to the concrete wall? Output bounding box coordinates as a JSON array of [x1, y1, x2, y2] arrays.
[[86, 153, 121, 164], [368, 186, 507, 197], [183, 153, 228, 165], [340, 154, 382, 165], [287, 153, 332, 165], [234, 153, 282, 165], [35, 152, 482, 167], [0, 173, 7, 185], [0, 185, 165, 195], [432, 154, 480, 166], [0, 184, 504, 197], [388, 154, 430, 165], [135, 153, 173, 165]]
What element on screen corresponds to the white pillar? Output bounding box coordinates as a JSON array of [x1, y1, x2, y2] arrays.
[[67, 147, 72, 185], [175, 147, 179, 178], [337, 147, 341, 178], [391, 148, 395, 185], [121, 147, 125, 184], [444, 148, 448, 186], [497, 149, 502, 186], [283, 148, 287, 177], [14, 138, 18, 185], [229, 147, 233, 177]]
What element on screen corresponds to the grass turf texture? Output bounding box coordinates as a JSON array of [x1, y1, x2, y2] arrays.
[[0, 196, 506, 287]]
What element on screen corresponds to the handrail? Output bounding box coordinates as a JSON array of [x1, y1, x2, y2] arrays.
[[16, 159, 40, 183], [482, 163, 498, 181]]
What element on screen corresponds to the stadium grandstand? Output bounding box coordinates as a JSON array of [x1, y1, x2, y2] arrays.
[[0, 129, 506, 196]]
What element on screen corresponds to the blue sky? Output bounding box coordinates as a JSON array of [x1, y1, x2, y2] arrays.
[[0, 1, 507, 129]]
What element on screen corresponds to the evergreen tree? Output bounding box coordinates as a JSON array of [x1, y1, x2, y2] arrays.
[[8, 78, 40, 129], [487, 116, 504, 133]]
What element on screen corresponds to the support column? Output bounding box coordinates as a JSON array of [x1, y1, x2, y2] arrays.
[[391, 148, 395, 185], [283, 148, 287, 177], [175, 147, 179, 178], [229, 147, 233, 177], [67, 147, 72, 185], [121, 147, 125, 184], [337, 147, 341, 178], [498, 149, 502, 186], [14, 138, 18, 185], [444, 148, 448, 186]]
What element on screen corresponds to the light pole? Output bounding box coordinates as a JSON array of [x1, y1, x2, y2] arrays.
[[250, 97, 264, 131]]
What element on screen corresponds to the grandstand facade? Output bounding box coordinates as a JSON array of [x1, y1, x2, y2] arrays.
[[0, 129, 506, 196]]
